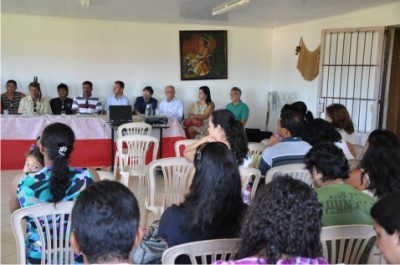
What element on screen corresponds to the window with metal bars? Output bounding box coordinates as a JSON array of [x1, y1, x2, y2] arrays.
[[317, 27, 385, 140]]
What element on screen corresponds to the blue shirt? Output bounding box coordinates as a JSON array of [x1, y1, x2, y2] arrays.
[[134, 96, 158, 114]]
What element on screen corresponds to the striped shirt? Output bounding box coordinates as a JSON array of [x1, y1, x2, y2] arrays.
[[72, 95, 103, 113]]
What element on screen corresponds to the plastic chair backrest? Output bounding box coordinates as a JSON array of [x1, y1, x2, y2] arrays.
[[265, 163, 312, 186], [320, 225, 376, 264], [117, 135, 159, 186], [239, 166, 261, 202], [144, 157, 193, 226], [348, 159, 360, 170], [174, 139, 197, 157], [117, 122, 152, 137], [11, 201, 75, 265], [247, 142, 267, 168], [97, 170, 116, 181], [351, 144, 364, 160], [162, 238, 240, 264]]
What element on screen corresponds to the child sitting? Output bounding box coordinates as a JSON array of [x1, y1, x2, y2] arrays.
[[23, 145, 44, 174]]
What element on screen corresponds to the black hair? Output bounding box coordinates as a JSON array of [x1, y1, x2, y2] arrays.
[[6, 79, 17, 86], [303, 118, 342, 146], [280, 106, 305, 137], [72, 180, 140, 264], [182, 142, 245, 233], [235, 176, 323, 263], [360, 129, 400, 198], [29, 82, 42, 100], [57, 83, 69, 91], [210, 109, 248, 165], [326, 103, 355, 134], [199, 86, 213, 105], [40, 122, 75, 202], [304, 142, 349, 181], [82, 81, 93, 87], [25, 145, 44, 167], [370, 192, 400, 235], [143, 86, 154, 95], [115, 80, 125, 89]]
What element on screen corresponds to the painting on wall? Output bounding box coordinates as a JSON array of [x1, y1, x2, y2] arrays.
[[179, 30, 227, 80]]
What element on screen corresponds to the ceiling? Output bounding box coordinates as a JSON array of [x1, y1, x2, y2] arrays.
[[1, 0, 399, 28]]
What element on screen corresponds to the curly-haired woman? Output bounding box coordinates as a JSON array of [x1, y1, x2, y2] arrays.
[[215, 176, 328, 265], [346, 129, 400, 198]]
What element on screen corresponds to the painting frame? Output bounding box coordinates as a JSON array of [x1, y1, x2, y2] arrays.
[[179, 30, 228, 80]]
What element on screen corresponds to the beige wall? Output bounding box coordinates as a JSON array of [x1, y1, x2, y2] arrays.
[[2, 1, 400, 131]]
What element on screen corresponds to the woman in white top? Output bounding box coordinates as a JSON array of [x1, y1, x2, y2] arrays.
[[325, 103, 358, 145]]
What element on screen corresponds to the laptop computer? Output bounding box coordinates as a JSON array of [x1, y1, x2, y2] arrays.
[[108, 105, 133, 126]]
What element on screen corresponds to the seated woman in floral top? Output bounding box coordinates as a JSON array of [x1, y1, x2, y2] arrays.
[[215, 176, 329, 265]]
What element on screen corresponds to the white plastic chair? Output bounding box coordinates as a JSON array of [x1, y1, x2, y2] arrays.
[[117, 135, 159, 186], [239, 166, 261, 203], [11, 201, 75, 265], [265, 163, 312, 186], [352, 144, 364, 160], [320, 225, 377, 264], [162, 238, 240, 264], [114, 122, 152, 177], [348, 159, 360, 170], [174, 139, 197, 157], [144, 157, 193, 226], [247, 142, 267, 168]]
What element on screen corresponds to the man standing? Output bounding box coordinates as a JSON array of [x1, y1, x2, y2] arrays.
[[226, 87, 249, 126], [157, 85, 183, 120], [50, 83, 73, 114], [258, 106, 311, 175], [133, 86, 158, 115], [104, 80, 130, 112], [72, 81, 102, 114], [304, 142, 375, 227]]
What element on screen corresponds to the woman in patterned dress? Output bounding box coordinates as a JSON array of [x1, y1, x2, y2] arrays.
[[9, 122, 99, 264]]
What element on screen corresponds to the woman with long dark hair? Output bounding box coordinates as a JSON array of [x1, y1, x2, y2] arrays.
[[9, 122, 99, 264], [159, 142, 246, 263], [183, 86, 215, 139], [346, 129, 400, 198]]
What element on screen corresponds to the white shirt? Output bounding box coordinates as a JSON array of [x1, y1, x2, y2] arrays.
[[157, 97, 184, 120]]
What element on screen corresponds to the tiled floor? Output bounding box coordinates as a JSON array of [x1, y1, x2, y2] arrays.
[[1, 169, 164, 264]]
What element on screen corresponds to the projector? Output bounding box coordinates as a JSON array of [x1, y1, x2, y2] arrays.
[[144, 115, 168, 127]]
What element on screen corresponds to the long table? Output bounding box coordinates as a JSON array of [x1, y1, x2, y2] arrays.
[[1, 115, 186, 170]]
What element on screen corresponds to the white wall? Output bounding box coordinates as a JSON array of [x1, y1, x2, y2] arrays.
[[267, 2, 400, 132], [1, 14, 272, 129]]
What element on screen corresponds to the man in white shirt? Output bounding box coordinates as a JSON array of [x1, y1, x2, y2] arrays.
[[104, 80, 130, 112], [71, 81, 103, 114], [157, 85, 184, 120]]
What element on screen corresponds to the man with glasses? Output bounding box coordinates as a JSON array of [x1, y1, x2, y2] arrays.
[[133, 86, 158, 115], [157, 85, 183, 120], [226, 87, 249, 126], [72, 81, 103, 114], [104, 80, 130, 112], [18, 82, 51, 115]]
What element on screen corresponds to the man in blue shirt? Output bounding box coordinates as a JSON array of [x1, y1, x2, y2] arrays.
[[104, 80, 130, 112], [133, 86, 158, 115], [226, 87, 249, 126]]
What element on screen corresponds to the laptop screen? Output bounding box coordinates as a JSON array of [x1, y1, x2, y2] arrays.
[[109, 105, 133, 124]]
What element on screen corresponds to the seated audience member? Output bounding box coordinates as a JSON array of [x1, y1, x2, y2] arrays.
[[9, 122, 99, 264], [71, 180, 142, 265], [370, 192, 400, 265], [1, 79, 25, 114], [183, 86, 215, 139], [326, 103, 358, 145], [215, 176, 328, 265], [71, 81, 102, 114], [157, 85, 183, 120], [303, 118, 355, 159], [289, 101, 314, 124], [346, 129, 400, 198], [133, 86, 158, 115], [304, 142, 375, 226], [184, 109, 248, 166], [23, 145, 44, 174], [226, 87, 249, 126], [159, 142, 246, 263], [50, 83, 73, 114], [18, 81, 52, 115], [104, 80, 130, 112], [258, 106, 311, 175]]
